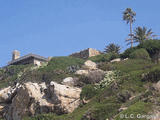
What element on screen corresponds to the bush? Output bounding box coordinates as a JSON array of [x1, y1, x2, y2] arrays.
[[95, 71, 120, 89], [97, 62, 115, 71], [139, 39, 160, 57], [115, 102, 151, 120], [78, 70, 105, 85], [117, 90, 131, 102], [81, 103, 120, 120], [138, 39, 160, 63], [129, 48, 150, 60], [80, 85, 99, 100], [142, 68, 160, 83], [88, 53, 119, 63], [120, 47, 138, 59]]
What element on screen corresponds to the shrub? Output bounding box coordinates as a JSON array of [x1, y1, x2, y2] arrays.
[[120, 47, 138, 59], [115, 102, 151, 120], [142, 68, 160, 83], [97, 62, 115, 71], [139, 39, 160, 56], [78, 70, 105, 85], [81, 103, 120, 120], [88, 53, 119, 63], [86, 70, 105, 84], [80, 85, 99, 100], [138, 39, 160, 63], [129, 48, 150, 60], [95, 71, 120, 89], [117, 90, 131, 102]]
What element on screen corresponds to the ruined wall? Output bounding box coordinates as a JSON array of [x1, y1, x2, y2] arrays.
[[88, 48, 101, 57], [70, 48, 100, 59]]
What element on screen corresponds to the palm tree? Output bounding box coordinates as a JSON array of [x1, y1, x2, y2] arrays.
[[104, 43, 120, 54], [133, 26, 157, 44], [123, 8, 136, 48]]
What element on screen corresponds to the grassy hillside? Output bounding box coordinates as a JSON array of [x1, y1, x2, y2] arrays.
[[0, 56, 85, 88], [24, 58, 160, 120]]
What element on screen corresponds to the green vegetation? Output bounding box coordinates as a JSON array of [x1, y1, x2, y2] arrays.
[[133, 26, 157, 44], [0, 64, 31, 88], [25, 57, 160, 120], [129, 48, 150, 60], [41, 56, 85, 72], [88, 53, 119, 63], [104, 43, 120, 54], [115, 102, 152, 120], [80, 84, 99, 100], [2, 41, 160, 120], [120, 46, 138, 59], [139, 40, 160, 63], [0, 57, 85, 87]]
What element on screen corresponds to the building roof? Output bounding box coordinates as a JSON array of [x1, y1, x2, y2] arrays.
[[8, 53, 48, 65]]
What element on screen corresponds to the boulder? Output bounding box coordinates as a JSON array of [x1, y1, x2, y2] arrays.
[[62, 77, 74, 86], [110, 58, 121, 63], [0, 87, 12, 103], [83, 60, 97, 70], [4, 82, 81, 120], [50, 82, 81, 113], [0, 83, 21, 103], [75, 70, 89, 75]]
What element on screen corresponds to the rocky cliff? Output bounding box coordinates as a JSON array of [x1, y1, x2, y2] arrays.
[[0, 81, 81, 120]]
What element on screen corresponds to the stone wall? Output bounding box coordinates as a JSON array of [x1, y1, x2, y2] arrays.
[[70, 48, 101, 59], [88, 48, 101, 57]]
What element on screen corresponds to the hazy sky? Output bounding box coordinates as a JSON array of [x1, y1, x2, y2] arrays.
[[0, 0, 160, 66]]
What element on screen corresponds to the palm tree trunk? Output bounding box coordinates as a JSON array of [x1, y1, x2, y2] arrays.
[[130, 20, 133, 48]]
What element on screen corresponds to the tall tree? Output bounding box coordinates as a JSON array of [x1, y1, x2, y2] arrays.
[[123, 8, 136, 48], [104, 43, 120, 54], [133, 26, 157, 44]]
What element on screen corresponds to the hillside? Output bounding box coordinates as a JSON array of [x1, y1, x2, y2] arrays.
[[24, 59, 160, 120], [1, 42, 160, 120]]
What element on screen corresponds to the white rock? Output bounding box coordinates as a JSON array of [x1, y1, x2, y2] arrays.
[[62, 77, 74, 86], [110, 58, 121, 63], [5, 81, 81, 120], [0, 83, 21, 103], [83, 60, 97, 70], [75, 70, 89, 75], [0, 86, 11, 103]]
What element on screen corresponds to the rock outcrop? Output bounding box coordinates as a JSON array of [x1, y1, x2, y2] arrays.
[[75, 60, 98, 76], [62, 77, 75, 86], [0, 81, 81, 120], [82, 60, 97, 70]]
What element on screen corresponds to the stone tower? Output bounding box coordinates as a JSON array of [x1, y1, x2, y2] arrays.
[[12, 50, 20, 61]]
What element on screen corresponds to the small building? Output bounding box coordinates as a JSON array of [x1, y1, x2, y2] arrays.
[[70, 48, 101, 59], [8, 50, 49, 66]]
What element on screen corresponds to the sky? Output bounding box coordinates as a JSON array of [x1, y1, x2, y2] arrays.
[[0, 0, 160, 66]]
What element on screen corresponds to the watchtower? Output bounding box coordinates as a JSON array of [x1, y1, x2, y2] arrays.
[[12, 50, 20, 61]]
